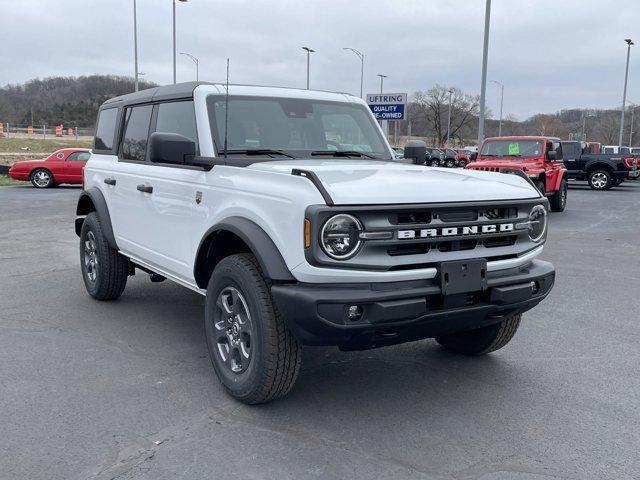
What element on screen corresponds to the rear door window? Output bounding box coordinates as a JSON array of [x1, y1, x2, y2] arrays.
[[94, 108, 118, 152], [120, 105, 153, 162]]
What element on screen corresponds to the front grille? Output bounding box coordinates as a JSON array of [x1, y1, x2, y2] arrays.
[[470, 166, 500, 172], [485, 207, 518, 219], [307, 199, 541, 271]]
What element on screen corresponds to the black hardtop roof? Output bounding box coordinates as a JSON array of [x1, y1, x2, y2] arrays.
[[101, 81, 212, 108], [100, 81, 355, 110]]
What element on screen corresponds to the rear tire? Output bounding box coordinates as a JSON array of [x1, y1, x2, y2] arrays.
[[445, 159, 455, 168], [435, 314, 521, 355], [205, 253, 302, 404], [588, 169, 611, 190], [80, 212, 128, 300], [549, 178, 568, 212], [430, 159, 440, 167], [30, 168, 54, 188]]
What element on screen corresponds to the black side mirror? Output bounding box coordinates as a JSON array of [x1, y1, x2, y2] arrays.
[[546, 151, 556, 161], [149, 132, 196, 165], [403, 140, 427, 164], [470, 152, 477, 161]]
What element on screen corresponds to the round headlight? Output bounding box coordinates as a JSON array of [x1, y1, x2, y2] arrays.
[[320, 214, 363, 260], [528, 205, 547, 242]]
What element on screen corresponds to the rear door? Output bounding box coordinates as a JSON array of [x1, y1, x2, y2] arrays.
[[561, 142, 580, 174], [108, 104, 155, 262]]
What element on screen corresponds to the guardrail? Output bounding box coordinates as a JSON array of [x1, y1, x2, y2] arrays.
[[0, 123, 94, 139]]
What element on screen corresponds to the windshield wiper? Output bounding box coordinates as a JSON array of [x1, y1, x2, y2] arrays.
[[220, 149, 295, 158], [310, 150, 377, 159]]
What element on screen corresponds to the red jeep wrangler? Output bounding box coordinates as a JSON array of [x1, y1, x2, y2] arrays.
[[466, 136, 568, 212]]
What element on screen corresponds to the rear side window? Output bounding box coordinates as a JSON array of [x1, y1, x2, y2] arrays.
[[68, 151, 91, 161], [120, 105, 153, 162], [155, 101, 198, 144], [94, 108, 118, 151]]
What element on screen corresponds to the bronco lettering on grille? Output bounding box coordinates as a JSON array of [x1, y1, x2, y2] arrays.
[[397, 223, 515, 239]]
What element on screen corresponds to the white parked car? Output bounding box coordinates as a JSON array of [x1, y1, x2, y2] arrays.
[[75, 82, 555, 403]]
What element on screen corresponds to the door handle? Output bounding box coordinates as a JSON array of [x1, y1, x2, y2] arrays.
[[137, 184, 153, 194], [104, 177, 116, 186]]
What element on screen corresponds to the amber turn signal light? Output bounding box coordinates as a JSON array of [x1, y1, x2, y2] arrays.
[[304, 219, 311, 248]]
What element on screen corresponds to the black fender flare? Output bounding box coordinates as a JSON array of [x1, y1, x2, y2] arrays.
[[584, 160, 614, 173], [75, 187, 118, 249], [194, 217, 294, 285]]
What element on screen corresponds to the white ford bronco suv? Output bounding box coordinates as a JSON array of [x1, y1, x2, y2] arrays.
[[76, 82, 555, 404]]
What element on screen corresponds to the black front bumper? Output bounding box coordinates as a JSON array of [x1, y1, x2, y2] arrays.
[[271, 259, 555, 350]]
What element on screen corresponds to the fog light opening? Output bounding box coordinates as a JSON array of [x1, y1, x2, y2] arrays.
[[531, 281, 540, 294], [347, 305, 363, 322]]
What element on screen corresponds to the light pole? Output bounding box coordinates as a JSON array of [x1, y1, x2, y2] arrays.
[[580, 112, 594, 141], [180, 52, 199, 80], [173, 0, 188, 84], [446, 88, 453, 145], [377, 74, 387, 94], [477, 0, 491, 147], [490, 80, 504, 136], [133, 0, 139, 91], [377, 74, 388, 135], [618, 38, 634, 147], [302, 46, 315, 89], [343, 47, 364, 98], [629, 103, 637, 146]]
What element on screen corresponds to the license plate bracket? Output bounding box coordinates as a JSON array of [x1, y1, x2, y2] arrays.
[[440, 259, 487, 295]]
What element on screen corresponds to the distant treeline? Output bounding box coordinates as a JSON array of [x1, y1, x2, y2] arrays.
[[0, 75, 635, 145], [0, 75, 156, 127]]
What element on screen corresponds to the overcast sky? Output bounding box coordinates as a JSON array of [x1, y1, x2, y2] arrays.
[[1, 0, 638, 119]]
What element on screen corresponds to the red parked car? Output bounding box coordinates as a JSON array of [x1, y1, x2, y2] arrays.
[[8, 148, 91, 188]]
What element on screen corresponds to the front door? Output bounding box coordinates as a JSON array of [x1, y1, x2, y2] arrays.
[[65, 151, 90, 182]]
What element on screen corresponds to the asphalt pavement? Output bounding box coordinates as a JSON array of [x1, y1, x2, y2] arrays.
[[1, 180, 639, 480]]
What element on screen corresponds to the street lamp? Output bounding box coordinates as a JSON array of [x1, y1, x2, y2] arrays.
[[377, 74, 387, 94], [302, 46, 315, 89], [446, 88, 454, 145], [343, 47, 364, 98], [477, 0, 492, 147], [618, 38, 634, 147], [180, 52, 199, 81], [629, 103, 637, 146], [133, 0, 139, 91], [581, 111, 595, 141], [490, 80, 504, 136], [173, 0, 188, 84]]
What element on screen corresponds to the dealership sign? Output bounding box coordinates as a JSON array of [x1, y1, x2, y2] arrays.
[[367, 93, 407, 120]]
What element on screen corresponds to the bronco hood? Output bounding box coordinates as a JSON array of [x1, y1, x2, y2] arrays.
[[248, 159, 540, 205]]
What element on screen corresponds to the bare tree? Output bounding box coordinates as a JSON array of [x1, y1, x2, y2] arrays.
[[410, 85, 482, 146]]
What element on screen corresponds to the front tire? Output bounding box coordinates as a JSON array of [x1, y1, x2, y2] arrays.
[[549, 178, 568, 212], [430, 159, 440, 167], [588, 169, 611, 190], [205, 253, 302, 404], [80, 212, 128, 300], [435, 314, 521, 355], [445, 159, 455, 168], [30, 168, 54, 188]]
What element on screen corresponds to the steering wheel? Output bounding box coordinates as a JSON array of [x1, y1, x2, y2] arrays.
[[325, 140, 342, 151]]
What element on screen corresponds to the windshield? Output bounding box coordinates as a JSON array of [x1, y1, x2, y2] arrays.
[[207, 95, 390, 159], [480, 139, 543, 158]]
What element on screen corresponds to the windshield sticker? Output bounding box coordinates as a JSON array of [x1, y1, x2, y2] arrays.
[[508, 143, 520, 155]]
